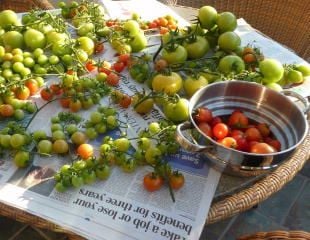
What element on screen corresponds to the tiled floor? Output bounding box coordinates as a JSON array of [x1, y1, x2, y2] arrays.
[[0, 161, 308, 240]]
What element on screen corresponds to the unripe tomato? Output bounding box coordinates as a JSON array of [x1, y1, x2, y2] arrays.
[[152, 72, 183, 95]]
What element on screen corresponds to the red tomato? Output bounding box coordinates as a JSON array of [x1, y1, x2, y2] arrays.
[[0, 104, 14, 117], [148, 21, 158, 29], [236, 138, 250, 152], [245, 127, 262, 142], [106, 72, 120, 86], [143, 172, 164, 192], [119, 94, 132, 108], [257, 123, 270, 137], [212, 123, 229, 139], [118, 54, 130, 64], [95, 42, 104, 54], [265, 139, 281, 151], [60, 97, 71, 108], [85, 61, 97, 72], [113, 61, 125, 73], [250, 142, 276, 154], [40, 88, 54, 101], [50, 84, 62, 95], [198, 122, 213, 138], [230, 129, 245, 140], [210, 116, 222, 127], [194, 107, 213, 123], [228, 111, 249, 128]]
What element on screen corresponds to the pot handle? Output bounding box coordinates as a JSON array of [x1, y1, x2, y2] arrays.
[[176, 121, 211, 152], [282, 90, 310, 116]]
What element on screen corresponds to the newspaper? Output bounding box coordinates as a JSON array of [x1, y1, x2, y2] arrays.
[[0, 1, 309, 240]]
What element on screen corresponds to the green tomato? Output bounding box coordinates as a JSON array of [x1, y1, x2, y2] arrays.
[[52, 42, 72, 56], [33, 130, 47, 141], [183, 75, 208, 97], [14, 151, 30, 168], [286, 69, 304, 84], [114, 138, 130, 152], [124, 20, 140, 35], [2, 31, 24, 49], [265, 82, 283, 92], [152, 72, 183, 95], [198, 6, 218, 30], [217, 12, 237, 32], [14, 109, 25, 120], [295, 64, 310, 77], [77, 36, 94, 56], [218, 55, 245, 75], [0, 134, 11, 148], [129, 32, 147, 52], [82, 170, 97, 184], [95, 165, 111, 180], [77, 22, 94, 36], [71, 175, 84, 188], [10, 133, 25, 149], [24, 28, 46, 50], [218, 31, 241, 52], [52, 130, 66, 141], [121, 159, 137, 173], [161, 45, 188, 64], [38, 139, 53, 154], [0, 10, 19, 29], [259, 59, 284, 83], [184, 36, 209, 59], [163, 98, 189, 123], [145, 147, 161, 165]]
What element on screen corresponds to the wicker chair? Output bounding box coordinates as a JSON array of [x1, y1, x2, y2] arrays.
[[238, 230, 310, 240], [0, 0, 54, 12], [164, 0, 310, 60]]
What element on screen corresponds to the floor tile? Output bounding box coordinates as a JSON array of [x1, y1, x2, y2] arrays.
[[14, 226, 46, 240], [284, 180, 310, 231], [257, 174, 306, 224], [0, 217, 26, 240], [221, 210, 287, 240], [200, 216, 236, 240], [299, 161, 310, 178]]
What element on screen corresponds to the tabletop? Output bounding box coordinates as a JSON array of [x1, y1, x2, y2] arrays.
[[0, 1, 309, 240]]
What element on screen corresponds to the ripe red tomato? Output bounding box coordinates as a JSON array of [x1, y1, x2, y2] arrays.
[[212, 123, 229, 139], [119, 94, 132, 108], [245, 127, 262, 142], [106, 72, 120, 86], [50, 84, 62, 95], [0, 104, 14, 117], [118, 54, 130, 64], [143, 172, 164, 192], [230, 129, 245, 140], [210, 116, 222, 127], [60, 97, 71, 108], [257, 123, 270, 137], [236, 137, 250, 152], [85, 61, 97, 72], [265, 138, 281, 151], [40, 88, 54, 101], [95, 42, 104, 54], [228, 111, 249, 128], [113, 61, 125, 73], [198, 122, 213, 138], [194, 107, 213, 123]]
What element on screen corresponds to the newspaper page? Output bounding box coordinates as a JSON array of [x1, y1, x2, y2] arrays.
[[0, 1, 309, 240]]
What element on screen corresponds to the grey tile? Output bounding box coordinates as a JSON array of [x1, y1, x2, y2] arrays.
[[200, 216, 235, 240], [257, 174, 306, 224], [0, 217, 26, 240], [284, 180, 310, 231], [14, 226, 46, 240], [221, 210, 286, 240], [299, 161, 310, 178]]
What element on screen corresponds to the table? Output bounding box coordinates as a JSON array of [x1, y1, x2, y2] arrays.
[[0, 3, 309, 240]]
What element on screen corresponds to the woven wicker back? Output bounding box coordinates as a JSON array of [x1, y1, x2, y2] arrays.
[[0, 0, 54, 13], [174, 0, 310, 60], [237, 230, 310, 240]]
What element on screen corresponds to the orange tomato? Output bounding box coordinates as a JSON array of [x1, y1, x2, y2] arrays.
[[0, 104, 14, 117], [77, 143, 94, 159]]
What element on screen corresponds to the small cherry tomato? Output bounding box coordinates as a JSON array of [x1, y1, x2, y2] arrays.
[[77, 143, 94, 159], [218, 137, 237, 149], [85, 60, 97, 72], [198, 122, 213, 138], [143, 172, 164, 192], [257, 123, 270, 137], [40, 88, 54, 101], [95, 42, 104, 54], [106, 72, 120, 86], [50, 84, 63, 95], [25, 79, 39, 95], [212, 123, 229, 139], [194, 107, 213, 123], [250, 142, 276, 154], [245, 127, 262, 142], [169, 171, 185, 190], [15, 87, 30, 100], [0, 104, 14, 117], [228, 111, 249, 128], [119, 94, 132, 108], [113, 61, 125, 72]]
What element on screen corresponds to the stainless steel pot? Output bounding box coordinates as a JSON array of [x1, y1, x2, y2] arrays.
[[176, 81, 310, 176]]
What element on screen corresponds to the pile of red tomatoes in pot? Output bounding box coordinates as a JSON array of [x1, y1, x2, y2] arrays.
[[193, 107, 281, 154]]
